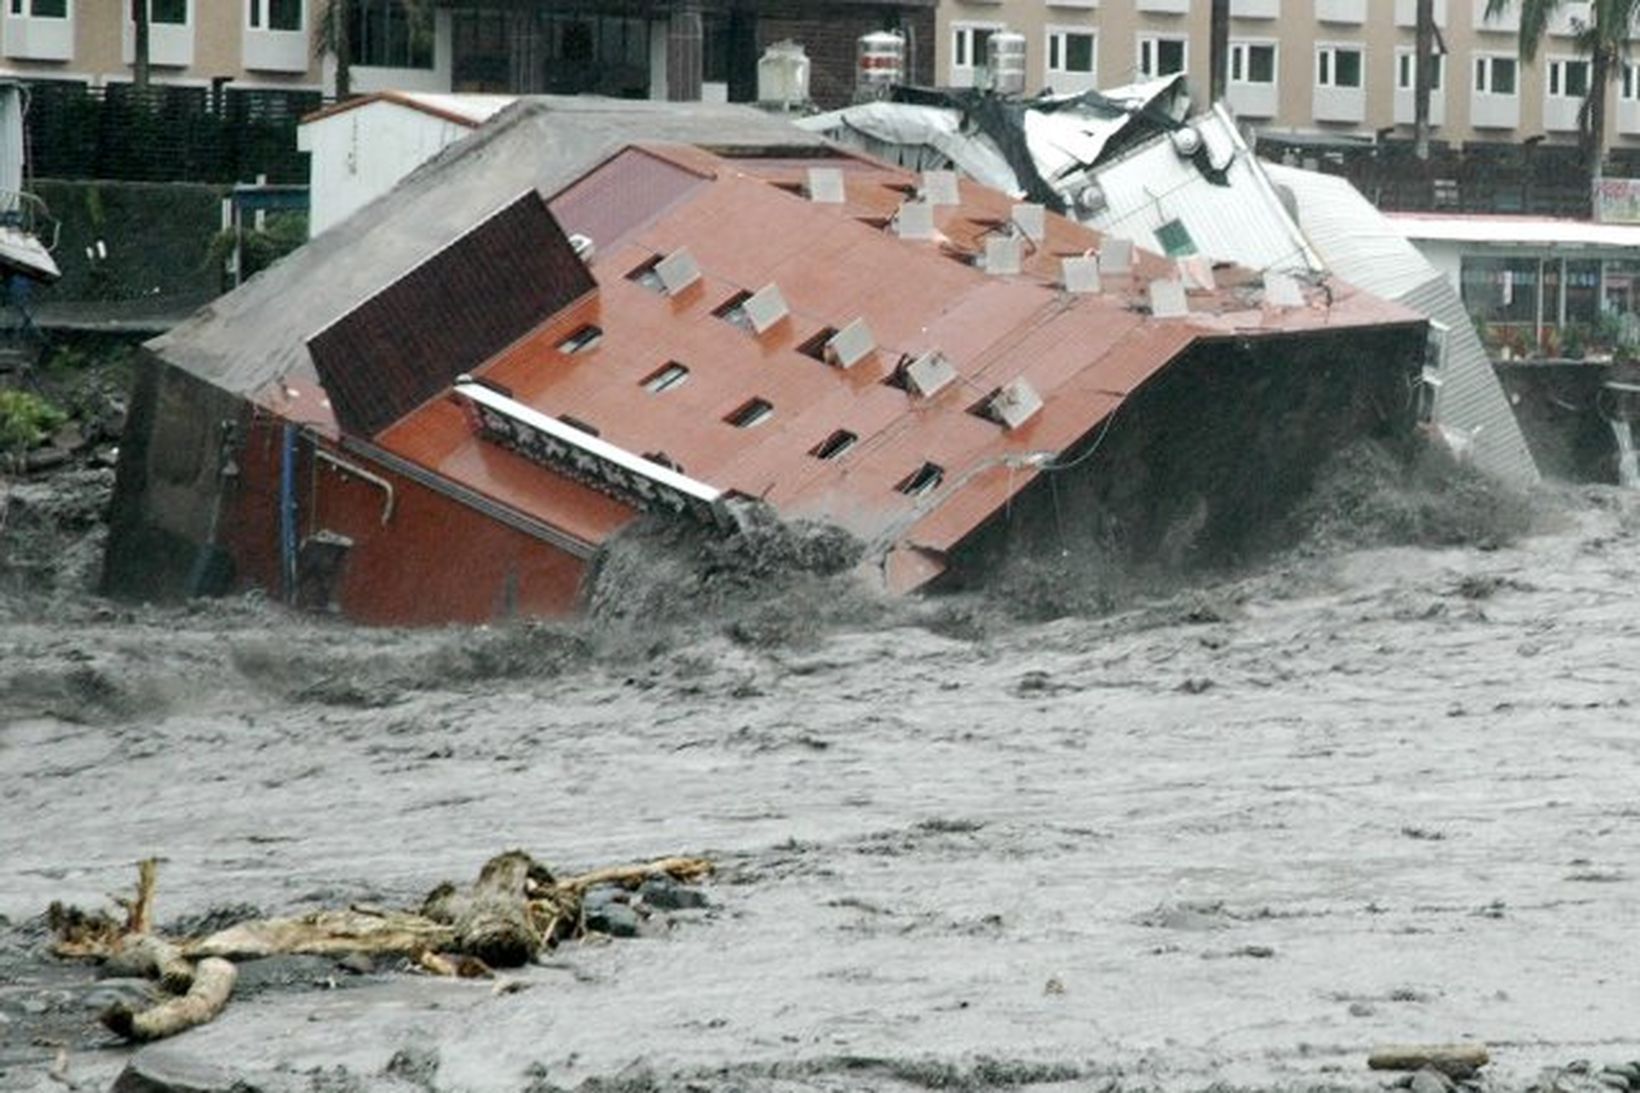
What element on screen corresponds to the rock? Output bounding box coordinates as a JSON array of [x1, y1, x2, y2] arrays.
[[1606, 1065, 1640, 1084], [1596, 1073, 1632, 1091], [83, 977, 160, 1013], [1369, 1043, 1489, 1079], [581, 884, 625, 912], [638, 877, 709, 911], [585, 902, 640, 938], [111, 1045, 240, 1093], [1348, 1001, 1376, 1017], [335, 951, 375, 976], [1412, 1066, 1456, 1093]]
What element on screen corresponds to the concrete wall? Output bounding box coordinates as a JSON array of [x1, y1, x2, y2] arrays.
[[299, 98, 473, 237]]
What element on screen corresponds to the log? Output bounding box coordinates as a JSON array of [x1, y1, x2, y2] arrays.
[[185, 907, 456, 961], [1368, 1043, 1490, 1077], [102, 957, 237, 1042], [422, 850, 563, 968], [558, 856, 714, 894], [108, 933, 194, 993]]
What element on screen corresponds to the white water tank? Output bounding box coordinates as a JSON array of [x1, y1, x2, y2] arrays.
[[856, 30, 905, 101], [757, 40, 810, 110], [987, 30, 1027, 96]]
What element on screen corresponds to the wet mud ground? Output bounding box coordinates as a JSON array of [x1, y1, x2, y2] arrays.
[[3, 483, 1640, 1092]]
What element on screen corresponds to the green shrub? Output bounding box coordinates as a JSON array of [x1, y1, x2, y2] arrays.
[[0, 388, 67, 453]]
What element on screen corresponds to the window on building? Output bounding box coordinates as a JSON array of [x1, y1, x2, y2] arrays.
[[1475, 55, 1517, 95], [133, 0, 185, 24], [248, 0, 301, 32], [1461, 255, 1538, 326], [1316, 46, 1363, 88], [1230, 41, 1276, 84], [1396, 51, 1443, 90], [349, 0, 434, 70], [640, 361, 690, 394], [951, 22, 998, 84], [1138, 35, 1187, 78], [15, 0, 68, 16], [1047, 29, 1096, 78], [1548, 58, 1590, 98]]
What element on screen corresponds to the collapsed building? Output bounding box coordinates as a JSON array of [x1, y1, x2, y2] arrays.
[[802, 79, 1541, 490], [104, 97, 1429, 625]]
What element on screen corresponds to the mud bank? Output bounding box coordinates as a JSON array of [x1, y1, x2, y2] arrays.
[[3, 461, 1640, 1091]]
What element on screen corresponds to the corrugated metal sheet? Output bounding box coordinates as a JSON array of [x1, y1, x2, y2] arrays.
[[307, 190, 595, 437], [1086, 108, 1321, 277], [1266, 163, 1540, 490]]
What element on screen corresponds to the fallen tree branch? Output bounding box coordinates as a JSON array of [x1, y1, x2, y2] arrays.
[[186, 908, 456, 961], [1368, 1043, 1490, 1077], [102, 957, 236, 1042], [108, 933, 193, 993], [558, 856, 714, 894]]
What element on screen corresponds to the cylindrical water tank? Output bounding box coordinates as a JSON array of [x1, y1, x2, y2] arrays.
[[856, 31, 905, 101], [757, 40, 811, 109], [987, 30, 1027, 96]]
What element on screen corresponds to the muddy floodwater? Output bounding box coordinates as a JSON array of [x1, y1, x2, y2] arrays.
[[2, 476, 1639, 1092]]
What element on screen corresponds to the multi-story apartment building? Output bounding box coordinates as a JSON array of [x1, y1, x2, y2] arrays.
[[0, 1, 934, 109], [0, 0, 452, 100], [937, 0, 1640, 154]]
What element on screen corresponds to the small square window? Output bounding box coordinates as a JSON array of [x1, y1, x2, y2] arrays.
[[640, 361, 690, 393], [896, 461, 944, 497], [810, 429, 858, 460], [725, 397, 774, 428], [558, 324, 603, 354]]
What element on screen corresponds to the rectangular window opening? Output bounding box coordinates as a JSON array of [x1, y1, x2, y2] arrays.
[[713, 289, 754, 331], [558, 324, 603, 354], [725, 397, 774, 428], [896, 461, 945, 497], [641, 361, 690, 393], [626, 254, 665, 293], [796, 326, 839, 362], [810, 429, 858, 461]]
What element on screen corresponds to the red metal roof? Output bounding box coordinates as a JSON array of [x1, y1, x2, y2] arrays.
[[347, 141, 1424, 590]]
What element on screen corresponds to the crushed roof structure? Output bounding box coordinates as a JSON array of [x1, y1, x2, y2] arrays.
[[108, 96, 1429, 624], [803, 88, 1540, 489]]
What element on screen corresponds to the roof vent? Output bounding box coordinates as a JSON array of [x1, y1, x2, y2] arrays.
[[987, 378, 1043, 431], [1011, 202, 1046, 242], [1177, 255, 1215, 292], [742, 283, 790, 334], [895, 199, 935, 240], [1263, 271, 1305, 309], [826, 317, 876, 368], [654, 247, 701, 295], [984, 235, 1022, 276], [1100, 237, 1133, 274], [807, 166, 845, 204], [1148, 279, 1189, 319], [903, 350, 957, 398], [1061, 254, 1101, 294], [1076, 182, 1107, 215], [1171, 126, 1203, 158], [922, 169, 960, 206]]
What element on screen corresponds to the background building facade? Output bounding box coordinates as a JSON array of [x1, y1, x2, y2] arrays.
[[935, 0, 1640, 154]]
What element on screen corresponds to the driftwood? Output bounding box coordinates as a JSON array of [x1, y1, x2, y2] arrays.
[[52, 849, 713, 1043], [186, 907, 457, 961], [422, 850, 570, 967], [109, 933, 194, 993], [102, 957, 236, 1042], [1368, 1043, 1491, 1077], [558, 856, 715, 894]]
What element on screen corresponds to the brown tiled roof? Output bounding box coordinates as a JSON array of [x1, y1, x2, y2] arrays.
[[361, 142, 1421, 588]]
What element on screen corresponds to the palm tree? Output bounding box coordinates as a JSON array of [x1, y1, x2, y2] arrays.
[[1486, 0, 1640, 181]]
